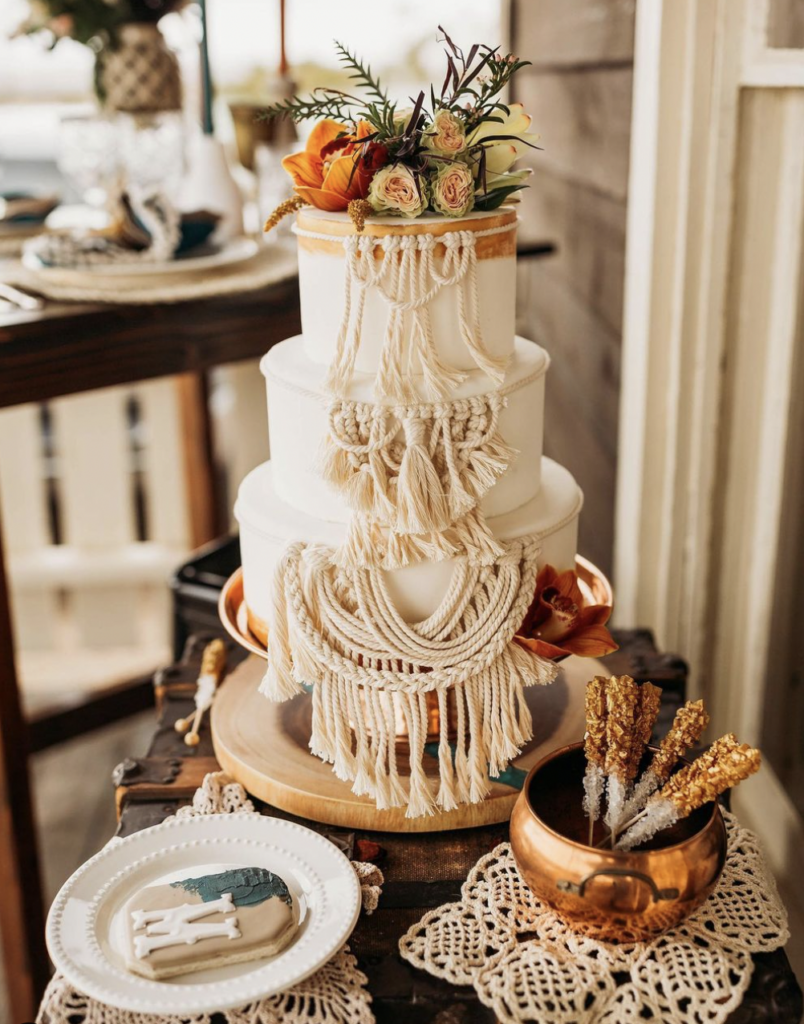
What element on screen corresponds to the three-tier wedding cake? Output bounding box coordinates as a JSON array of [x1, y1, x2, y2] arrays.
[[236, 204, 583, 817]]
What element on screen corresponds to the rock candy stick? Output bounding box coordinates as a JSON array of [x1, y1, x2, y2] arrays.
[[617, 734, 761, 850], [626, 683, 662, 780], [621, 699, 710, 823], [603, 675, 639, 835], [583, 676, 608, 844]]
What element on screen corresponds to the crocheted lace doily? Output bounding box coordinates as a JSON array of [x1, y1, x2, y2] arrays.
[[38, 773, 379, 1024], [399, 811, 788, 1024]]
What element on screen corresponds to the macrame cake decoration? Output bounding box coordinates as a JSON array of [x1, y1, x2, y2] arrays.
[[260, 537, 557, 818], [321, 392, 516, 569], [297, 226, 514, 401]]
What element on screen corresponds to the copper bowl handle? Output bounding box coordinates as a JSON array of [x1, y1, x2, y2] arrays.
[[557, 868, 680, 903]]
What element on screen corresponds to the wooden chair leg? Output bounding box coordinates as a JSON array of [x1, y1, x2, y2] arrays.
[[175, 372, 220, 548], [0, 514, 49, 1019]]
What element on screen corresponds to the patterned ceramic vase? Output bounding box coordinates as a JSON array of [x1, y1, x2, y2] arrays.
[[96, 23, 182, 114]]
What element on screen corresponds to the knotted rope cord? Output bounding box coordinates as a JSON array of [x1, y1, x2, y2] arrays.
[[321, 391, 517, 568], [314, 229, 512, 401], [260, 537, 557, 817]]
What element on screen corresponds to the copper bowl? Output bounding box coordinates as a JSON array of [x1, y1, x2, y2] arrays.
[[510, 742, 727, 943]]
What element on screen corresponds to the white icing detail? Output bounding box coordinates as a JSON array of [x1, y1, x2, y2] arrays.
[[131, 893, 240, 959]]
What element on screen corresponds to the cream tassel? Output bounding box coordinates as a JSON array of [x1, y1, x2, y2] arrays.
[[259, 548, 304, 701], [382, 529, 430, 569], [420, 530, 460, 562], [452, 231, 509, 385], [435, 688, 458, 811], [439, 414, 476, 520], [320, 440, 355, 492], [334, 516, 385, 570], [381, 690, 408, 808], [453, 684, 471, 804], [324, 235, 368, 395], [450, 507, 506, 564], [464, 435, 519, 496], [403, 692, 436, 819], [394, 416, 451, 535]]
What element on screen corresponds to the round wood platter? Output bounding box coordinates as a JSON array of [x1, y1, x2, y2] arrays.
[[211, 653, 603, 833]]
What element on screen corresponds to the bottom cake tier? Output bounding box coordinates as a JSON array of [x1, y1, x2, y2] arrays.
[[236, 457, 583, 625]]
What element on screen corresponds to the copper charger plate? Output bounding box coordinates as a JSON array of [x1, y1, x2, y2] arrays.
[[211, 557, 613, 833]]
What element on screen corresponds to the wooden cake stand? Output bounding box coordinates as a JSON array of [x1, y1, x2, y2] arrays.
[[212, 560, 611, 832]]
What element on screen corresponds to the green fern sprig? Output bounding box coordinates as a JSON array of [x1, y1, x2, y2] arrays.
[[334, 40, 388, 105], [260, 89, 354, 124], [334, 41, 397, 134]]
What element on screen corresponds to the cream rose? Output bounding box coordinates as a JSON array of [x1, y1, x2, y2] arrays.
[[425, 109, 467, 156], [430, 162, 475, 217], [368, 164, 427, 218]]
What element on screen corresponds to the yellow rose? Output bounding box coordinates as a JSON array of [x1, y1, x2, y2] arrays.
[[368, 164, 427, 218]]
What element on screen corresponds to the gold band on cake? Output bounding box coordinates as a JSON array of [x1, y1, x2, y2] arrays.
[[295, 207, 517, 260]]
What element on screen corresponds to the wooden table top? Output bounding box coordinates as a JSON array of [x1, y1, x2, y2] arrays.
[[112, 630, 803, 1024], [0, 273, 301, 409]]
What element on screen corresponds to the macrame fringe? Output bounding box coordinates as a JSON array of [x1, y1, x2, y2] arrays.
[[260, 538, 557, 817], [331, 507, 505, 571], [323, 231, 509, 401], [321, 393, 517, 566]]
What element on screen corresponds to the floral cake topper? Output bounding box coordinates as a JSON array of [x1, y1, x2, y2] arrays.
[[263, 27, 539, 227]]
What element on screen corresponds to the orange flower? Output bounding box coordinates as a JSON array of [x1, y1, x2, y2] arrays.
[[282, 119, 385, 212], [515, 564, 618, 660]]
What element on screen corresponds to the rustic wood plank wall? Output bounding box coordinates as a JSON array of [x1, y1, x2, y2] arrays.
[[511, 0, 635, 577]]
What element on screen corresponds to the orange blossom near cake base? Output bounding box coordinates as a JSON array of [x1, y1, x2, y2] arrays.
[[282, 119, 386, 212], [515, 564, 618, 659]]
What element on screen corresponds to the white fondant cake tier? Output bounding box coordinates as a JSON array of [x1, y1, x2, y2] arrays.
[[262, 336, 549, 522], [236, 458, 583, 625], [295, 207, 517, 374]]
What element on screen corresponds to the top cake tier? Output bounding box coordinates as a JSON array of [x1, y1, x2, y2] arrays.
[[295, 206, 518, 379]]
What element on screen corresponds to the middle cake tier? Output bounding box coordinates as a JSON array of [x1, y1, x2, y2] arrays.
[[262, 335, 550, 522]]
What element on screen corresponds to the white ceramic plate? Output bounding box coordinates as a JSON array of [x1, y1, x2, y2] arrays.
[[22, 236, 260, 277], [46, 814, 361, 1015]]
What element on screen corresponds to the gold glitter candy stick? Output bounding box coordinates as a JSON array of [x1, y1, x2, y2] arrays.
[[603, 675, 639, 837], [583, 676, 609, 845], [626, 683, 662, 780], [617, 734, 761, 850], [621, 699, 710, 822]]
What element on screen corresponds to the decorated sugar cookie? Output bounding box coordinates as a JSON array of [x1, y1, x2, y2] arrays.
[[124, 866, 297, 980]]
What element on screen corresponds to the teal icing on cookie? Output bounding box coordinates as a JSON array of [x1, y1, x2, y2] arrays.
[[170, 867, 292, 907]]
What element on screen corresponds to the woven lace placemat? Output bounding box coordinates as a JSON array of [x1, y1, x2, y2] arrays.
[[5, 244, 297, 305], [399, 810, 788, 1024], [38, 773, 380, 1024]]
